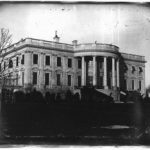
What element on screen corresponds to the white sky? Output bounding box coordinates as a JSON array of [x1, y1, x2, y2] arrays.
[[0, 2, 150, 87]]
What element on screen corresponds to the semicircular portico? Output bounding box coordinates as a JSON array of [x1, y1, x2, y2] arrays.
[[74, 43, 120, 92]]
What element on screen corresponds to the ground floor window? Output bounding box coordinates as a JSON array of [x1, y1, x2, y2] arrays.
[[33, 72, 37, 85], [45, 73, 49, 86], [132, 80, 134, 90], [78, 76, 81, 87], [57, 74, 61, 86], [68, 75, 71, 86]]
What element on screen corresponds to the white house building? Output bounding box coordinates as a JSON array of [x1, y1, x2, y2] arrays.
[[0, 33, 146, 101]]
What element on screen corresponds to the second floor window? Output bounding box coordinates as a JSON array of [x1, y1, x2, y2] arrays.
[[21, 54, 24, 65], [9, 60, 13, 68], [132, 66, 136, 74], [57, 57, 61, 67], [4, 62, 6, 70], [16, 57, 19, 67], [33, 54, 38, 65], [139, 67, 143, 75], [45, 55, 50, 66], [68, 58, 72, 68], [33, 72, 37, 85]]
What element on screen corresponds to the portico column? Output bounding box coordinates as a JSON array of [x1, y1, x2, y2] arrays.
[[93, 56, 96, 86], [24, 51, 32, 87], [117, 59, 120, 88], [112, 57, 116, 88], [104, 57, 108, 89], [82, 56, 85, 86]]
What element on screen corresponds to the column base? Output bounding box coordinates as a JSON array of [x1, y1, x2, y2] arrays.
[[104, 86, 108, 89]]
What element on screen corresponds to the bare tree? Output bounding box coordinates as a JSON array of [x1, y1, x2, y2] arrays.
[[0, 28, 12, 50], [0, 28, 13, 88]]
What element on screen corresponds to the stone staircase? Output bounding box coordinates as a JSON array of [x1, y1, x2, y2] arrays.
[[96, 89, 119, 102]]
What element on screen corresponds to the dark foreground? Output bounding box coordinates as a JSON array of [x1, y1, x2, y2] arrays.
[[0, 102, 150, 146]]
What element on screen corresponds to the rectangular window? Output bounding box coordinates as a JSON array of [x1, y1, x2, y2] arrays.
[[16, 57, 19, 67], [132, 66, 136, 74], [9, 60, 13, 68], [78, 76, 81, 87], [68, 75, 71, 86], [45, 73, 49, 86], [124, 79, 127, 90], [57, 57, 61, 67], [45, 55, 50, 66], [139, 80, 141, 90], [21, 54, 24, 65], [78, 59, 81, 69], [57, 74, 61, 86], [33, 72, 37, 85], [139, 67, 143, 75], [68, 58, 72, 68], [33, 54, 38, 65], [4, 62, 6, 70], [22, 72, 24, 86], [132, 80, 134, 90], [16, 74, 18, 85]]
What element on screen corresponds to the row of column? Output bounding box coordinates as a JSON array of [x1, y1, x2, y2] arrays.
[[81, 56, 120, 89]]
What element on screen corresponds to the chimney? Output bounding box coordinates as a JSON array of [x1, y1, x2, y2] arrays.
[[53, 31, 60, 42], [72, 40, 78, 46]]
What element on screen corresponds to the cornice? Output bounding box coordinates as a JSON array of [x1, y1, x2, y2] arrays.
[[123, 58, 146, 63], [2, 42, 146, 64], [74, 49, 119, 55]]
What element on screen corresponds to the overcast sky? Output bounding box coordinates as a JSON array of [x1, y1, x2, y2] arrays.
[[0, 2, 150, 87]]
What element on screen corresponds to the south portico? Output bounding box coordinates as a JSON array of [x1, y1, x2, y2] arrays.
[[74, 43, 120, 101], [79, 55, 120, 101]]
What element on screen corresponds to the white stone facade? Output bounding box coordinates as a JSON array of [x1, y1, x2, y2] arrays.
[[0, 38, 146, 100]]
